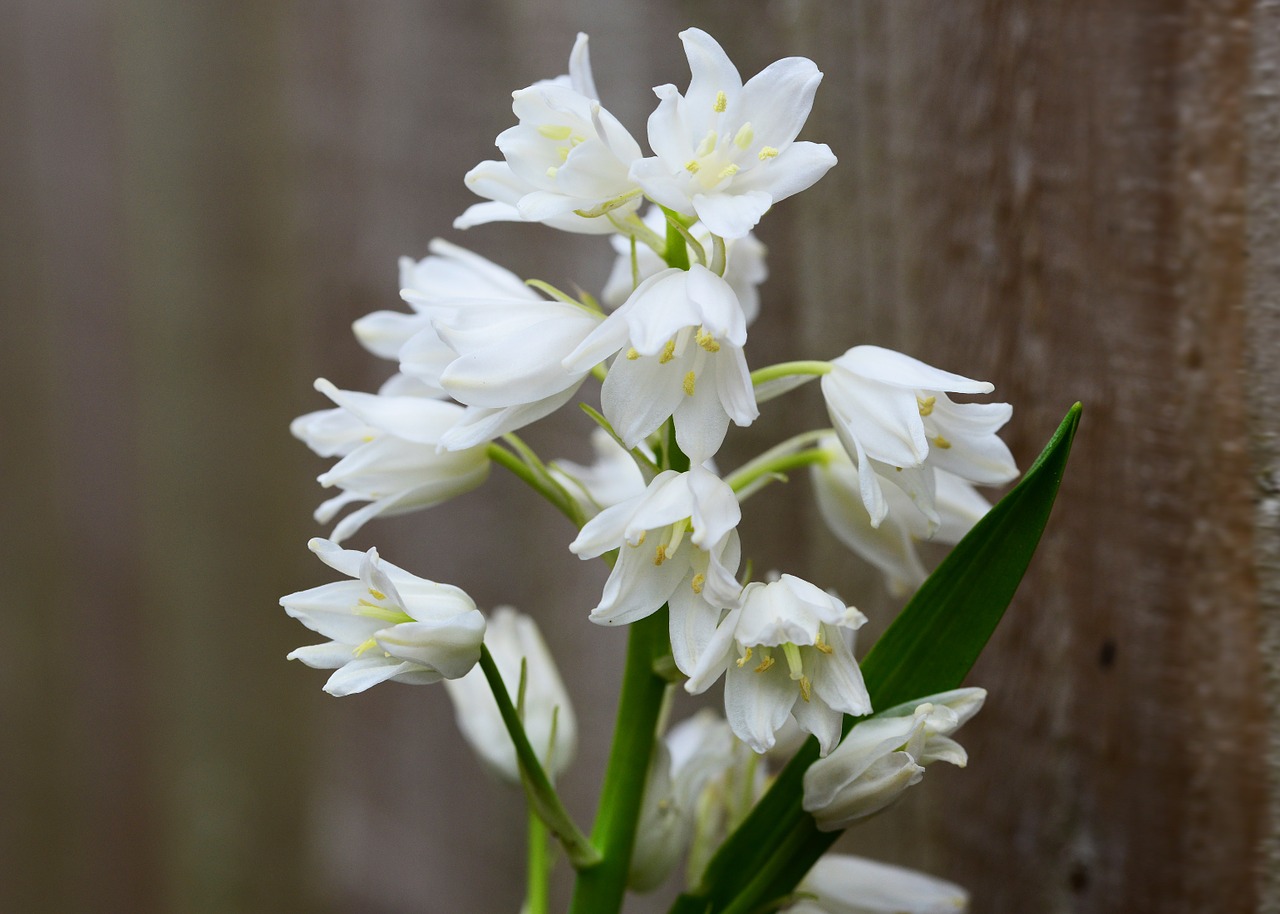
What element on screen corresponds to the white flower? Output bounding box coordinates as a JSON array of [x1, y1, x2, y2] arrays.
[[811, 435, 992, 596], [570, 467, 742, 672], [788, 855, 968, 914], [564, 264, 758, 464], [456, 33, 644, 234], [294, 378, 490, 542], [443, 607, 576, 783], [802, 689, 986, 831], [630, 710, 763, 891], [820, 346, 1017, 528], [602, 206, 768, 324], [686, 575, 871, 754], [551, 428, 650, 517], [629, 28, 837, 239], [282, 538, 485, 696]]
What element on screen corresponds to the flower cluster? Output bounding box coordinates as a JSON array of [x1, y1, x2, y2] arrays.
[[280, 26, 1019, 914]]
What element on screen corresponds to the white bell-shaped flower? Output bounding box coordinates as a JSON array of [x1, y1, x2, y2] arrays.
[[443, 607, 576, 783], [821, 346, 1017, 528], [295, 378, 490, 542], [565, 264, 758, 464], [282, 538, 485, 696], [788, 854, 969, 914], [687, 574, 871, 754], [457, 34, 644, 234], [802, 688, 986, 831], [810, 435, 992, 596], [629, 28, 837, 239]]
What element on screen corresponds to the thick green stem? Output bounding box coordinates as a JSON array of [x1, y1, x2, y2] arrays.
[[478, 646, 600, 868], [526, 809, 551, 914], [568, 609, 672, 914]]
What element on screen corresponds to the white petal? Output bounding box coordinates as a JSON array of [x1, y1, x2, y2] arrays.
[[836, 346, 994, 394], [691, 190, 773, 240]]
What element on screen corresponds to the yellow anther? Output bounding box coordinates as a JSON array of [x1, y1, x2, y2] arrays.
[[654, 544, 668, 566], [917, 395, 937, 417], [799, 675, 813, 702], [934, 435, 953, 450], [683, 371, 697, 396], [758, 146, 779, 160], [814, 636, 834, 655], [685, 159, 701, 174], [537, 124, 574, 140], [695, 328, 721, 352], [714, 90, 728, 113], [353, 637, 379, 657], [545, 166, 559, 179], [717, 164, 740, 181], [754, 656, 776, 674], [690, 573, 706, 594], [626, 347, 640, 360], [736, 646, 754, 668], [368, 588, 387, 601], [659, 340, 677, 364], [362, 435, 376, 443], [557, 146, 571, 162], [695, 131, 718, 158], [734, 123, 754, 149]]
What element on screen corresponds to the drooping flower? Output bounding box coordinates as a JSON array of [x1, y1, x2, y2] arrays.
[[456, 33, 644, 234], [686, 574, 871, 754], [569, 466, 742, 672], [802, 689, 986, 830], [810, 434, 992, 596], [787, 854, 969, 914], [601, 206, 769, 324], [293, 378, 490, 542], [442, 607, 576, 783], [630, 710, 763, 891], [282, 538, 485, 696], [629, 28, 837, 239], [564, 263, 758, 464], [820, 346, 1017, 527]]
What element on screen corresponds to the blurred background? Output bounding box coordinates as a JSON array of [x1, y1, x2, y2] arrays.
[[3, 1, 1278, 912]]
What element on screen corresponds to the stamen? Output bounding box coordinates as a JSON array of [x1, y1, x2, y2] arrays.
[[754, 656, 776, 673], [799, 675, 812, 702], [736, 646, 754, 668], [695, 328, 720, 352], [368, 588, 387, 601], [734, 123, 754, 149], [758, 146, 779, 160], [695, 130, 718, 158], [683, 371, 696, 396], [714, 90, 728, 113], [917, 395, 936, 416], [691, 573, 706, 594], [659, 340, 677, 364], [664, 519, 689, 556], [537, 124, 574, 140], [626, 347, 640, 360], [545, 166, 559, 179], [557, 146, 571, 162], [814, 629, 834, 655], [634, 531, 647, 546], [685, 159, 701, 174], [654, 544, 668, 565], [933, 435, 953, 450], [353, 637, 379, 657], [717, 164, 739, 181]]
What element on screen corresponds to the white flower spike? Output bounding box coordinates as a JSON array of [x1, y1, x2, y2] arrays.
[[629, 28, 837, 239], [282, 539, 485, 696]]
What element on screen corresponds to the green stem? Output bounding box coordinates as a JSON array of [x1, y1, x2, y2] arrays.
[[724, 430, 832, 495], [526, 808, 551, 914], [568, 609, 672, 914], [486, 442, 585, 528], [478, 646, 601, 869], [749, 360, 832, 387]]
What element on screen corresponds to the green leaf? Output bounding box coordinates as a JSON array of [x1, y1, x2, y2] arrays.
[[670, 403, 1081, 914]]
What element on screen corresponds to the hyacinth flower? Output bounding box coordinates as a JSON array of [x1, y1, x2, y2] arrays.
[[564, 263, 758, 465], [686, 574, 871, 754], [788, 855, 969, 914], [802, 689, 986, 830], [457, 33, 644, 234], [629, 28, 837, 238], [282, 539, 485, 696]]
